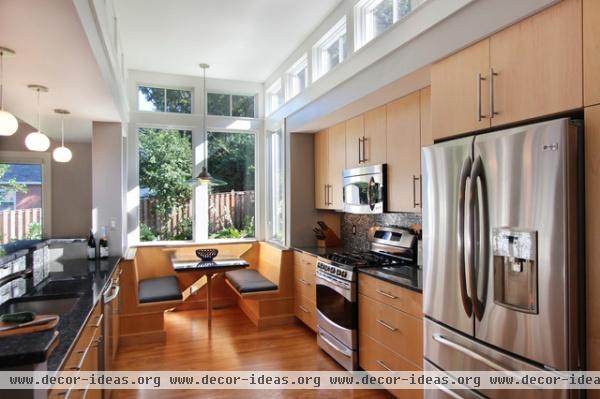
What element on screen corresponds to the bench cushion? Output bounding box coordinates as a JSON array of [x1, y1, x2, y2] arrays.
[[225, 269, 278, 293], [138, 276, 182, 303]]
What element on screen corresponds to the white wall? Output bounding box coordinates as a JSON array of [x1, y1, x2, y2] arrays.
[[92, 121, 125, 255]]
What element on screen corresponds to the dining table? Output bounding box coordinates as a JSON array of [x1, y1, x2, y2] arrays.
[[169, 254, 250, 327]]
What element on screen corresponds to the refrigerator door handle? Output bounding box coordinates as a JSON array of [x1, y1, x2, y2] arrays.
[[432, 333, 512, 374], [458, 156, 473, 317], [468, 156, 490, 321]]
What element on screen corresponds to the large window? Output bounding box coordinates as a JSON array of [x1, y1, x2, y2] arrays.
[[207, 93, 255, 118], [138, 128, 193, 242], [285, 55, 309, 101], [355, 0, 426, 50], [137, 128, 256, 242], [266, 79, 284, 115], [312, 17, 347, 81], [266, 129, 285, 244], [137, 86, 192, 113], [207, 131, 256, 239]]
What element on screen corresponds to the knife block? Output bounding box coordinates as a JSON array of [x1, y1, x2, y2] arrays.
[[317, 229, 341, 248]]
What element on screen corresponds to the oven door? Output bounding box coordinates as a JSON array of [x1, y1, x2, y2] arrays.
[[316, 271, 357, 348], [343, 168, 385, 214]]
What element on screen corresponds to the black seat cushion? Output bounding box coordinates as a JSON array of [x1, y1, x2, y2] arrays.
[[138, 276, 182, 303], [225, 269, 277, 293]]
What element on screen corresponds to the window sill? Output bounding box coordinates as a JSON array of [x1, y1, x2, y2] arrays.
[[132, 238, 258, 248]]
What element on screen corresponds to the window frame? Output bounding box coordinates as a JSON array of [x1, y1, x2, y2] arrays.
[[312, 16, 347, 82], [285, 54, 309, 101], [265, 128, 285, 245], [136, 84, 194, 114], [0, 151, 52, 239], [266, 79, 284, 115], [206, 91, 257, 119]]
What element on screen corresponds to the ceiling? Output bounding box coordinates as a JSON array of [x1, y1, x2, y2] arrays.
[[114, 0, 343, 82], [0, 0, 120, 142]]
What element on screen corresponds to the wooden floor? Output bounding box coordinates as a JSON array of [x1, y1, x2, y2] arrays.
[[113, 307, 392, 399]]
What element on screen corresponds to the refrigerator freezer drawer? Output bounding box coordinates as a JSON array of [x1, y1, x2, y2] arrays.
[[424, 360, 485, 399], [424, 319, 568, 399]]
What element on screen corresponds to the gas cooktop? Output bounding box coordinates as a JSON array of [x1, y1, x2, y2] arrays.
[[323, 251, 416, 269]]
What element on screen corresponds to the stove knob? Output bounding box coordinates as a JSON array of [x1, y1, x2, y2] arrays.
[[342, 271, 347, 278], [336, 269, 342, 276]]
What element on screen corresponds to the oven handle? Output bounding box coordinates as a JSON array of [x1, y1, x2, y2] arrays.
[[319, 331, 352, 358], [316, 273, 353, 302]]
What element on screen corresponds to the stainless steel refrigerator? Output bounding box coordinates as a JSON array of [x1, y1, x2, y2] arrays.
[[422, 118, 585, 399]]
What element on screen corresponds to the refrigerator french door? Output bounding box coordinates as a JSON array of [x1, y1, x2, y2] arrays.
[[422, 118, 584, 399]]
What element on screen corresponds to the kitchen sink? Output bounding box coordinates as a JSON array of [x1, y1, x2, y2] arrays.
[[0, 293, 81, 316]]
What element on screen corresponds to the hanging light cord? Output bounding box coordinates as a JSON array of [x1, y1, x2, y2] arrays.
[[36, 89, 41, 130], [0, 51, 4, 110], [203, 67, 208, 169], [61, 117, 65, 147]]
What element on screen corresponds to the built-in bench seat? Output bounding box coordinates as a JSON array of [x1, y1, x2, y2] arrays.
[[225, 269, 277, 294], [138, 276, 183, 303]]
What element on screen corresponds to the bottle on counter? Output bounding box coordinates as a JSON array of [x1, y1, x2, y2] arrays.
[[87, 230, 96, 260], [99, 227, 109, 259]]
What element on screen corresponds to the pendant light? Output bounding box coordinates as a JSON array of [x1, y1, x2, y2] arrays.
[[53, 109, 72, 162], [25, 85, 50, 152], [0, 47, 18, 136], [190, 63, 226, 187]]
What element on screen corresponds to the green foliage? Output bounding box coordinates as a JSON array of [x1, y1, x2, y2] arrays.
[[138, 87, 191, 113], [140, 223, 158, 242], [25, 222, 42, 240], [0, 164, 27, 204], [208, 132, 255, 193], [208, 216, 254, 239], [232, 95, 255, 117], [139, 128, 193, 224], [169, 218, 193, 241], [207, 93, 230, 116]]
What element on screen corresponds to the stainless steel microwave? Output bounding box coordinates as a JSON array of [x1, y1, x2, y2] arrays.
[[342, 164, 386, 214]]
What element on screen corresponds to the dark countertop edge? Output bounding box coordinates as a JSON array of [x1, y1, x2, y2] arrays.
[[358, 268, 423, 294], [293, 246, 345, 258], [52, 256, 121, 371], [0, 331, 59, 368], [0, 249, 29, 266]]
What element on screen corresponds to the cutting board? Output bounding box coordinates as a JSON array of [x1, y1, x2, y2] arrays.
[[0, 315, 59, 337]]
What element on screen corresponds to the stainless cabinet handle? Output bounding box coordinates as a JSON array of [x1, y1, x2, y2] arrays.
[[104, 284, 120, 304], [489, 68, 498, 118], [376, 359, 393, 371], [375, 289, 397, 299], [412, 175, 421, 208], [476, 73, 487, 122], [91, 314, 103, 328], [299, 278, 310, 286], [299, 305, 310, 313], [358, 137, 362, 163], [328, 184, 334, 206], [361, 137, 368, 163], [69, 345, 90, 371], [319, 332, 352, 358], [376, 319, 398, 332], [324, 184, 328, 207]]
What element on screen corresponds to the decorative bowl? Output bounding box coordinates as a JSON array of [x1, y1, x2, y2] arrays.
[[196, 248, 218, 261]]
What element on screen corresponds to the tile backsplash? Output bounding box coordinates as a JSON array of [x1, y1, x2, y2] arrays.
[[341, 212, 422, 251]]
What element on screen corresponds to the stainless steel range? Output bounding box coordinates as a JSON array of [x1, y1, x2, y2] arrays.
[[315, 226, 418, 370]]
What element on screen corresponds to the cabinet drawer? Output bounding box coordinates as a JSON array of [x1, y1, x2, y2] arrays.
[[294, 278, 316, 303], [294, 294, 316, 332], [359, 333, 423, 399], [358, 274, 422, 318], [294, 251, 316, 286], [359, 294, 423, 367]]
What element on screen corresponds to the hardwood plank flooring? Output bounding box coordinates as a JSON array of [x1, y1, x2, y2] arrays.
[[113, 307, 392, 399]]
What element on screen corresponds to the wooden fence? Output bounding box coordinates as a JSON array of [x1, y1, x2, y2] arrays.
[[139, 190, 255, 235], [0, 208, 42, 244]]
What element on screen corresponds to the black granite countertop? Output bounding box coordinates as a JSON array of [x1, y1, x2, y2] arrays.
[[358, 266, 422, 293], [293, 246, 346, 258], [0, 256, 120, 369]]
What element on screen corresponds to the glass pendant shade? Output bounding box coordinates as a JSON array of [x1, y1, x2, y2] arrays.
[[25, 131, 50, 151], [0, 109, 18, 136], [53, 146, 72, 162]]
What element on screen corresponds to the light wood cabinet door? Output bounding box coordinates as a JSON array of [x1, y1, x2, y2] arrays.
[[386, 91, 421, 212], [314, 129, 329, 209], [420, 86, 432, 146], [328, 122, 346, 210], [584, 0, 600, 107], [363, 105, 387, 166], [489, 0, 582, 127], [585, 105, 600, 399], [345, 115, 364, 168], [431, 39, 491, 140]]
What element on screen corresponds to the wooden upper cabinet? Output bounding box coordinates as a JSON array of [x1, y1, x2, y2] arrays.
[[345, 115, 364, 168], [363, 105, 387, 166], [328, 122, 346, 210], [431, 39, 491, 140], [386, 91, 421, 213], [420, 86, 432, 147], [314, 129, 329, 209], [584, 0, 600, 107], [489, 0, 582, 126]]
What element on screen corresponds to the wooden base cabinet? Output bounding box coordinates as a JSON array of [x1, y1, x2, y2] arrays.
[[293, 251, 317, 331], [358, 274, 423, 399], [585, 105, 600, 399]]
